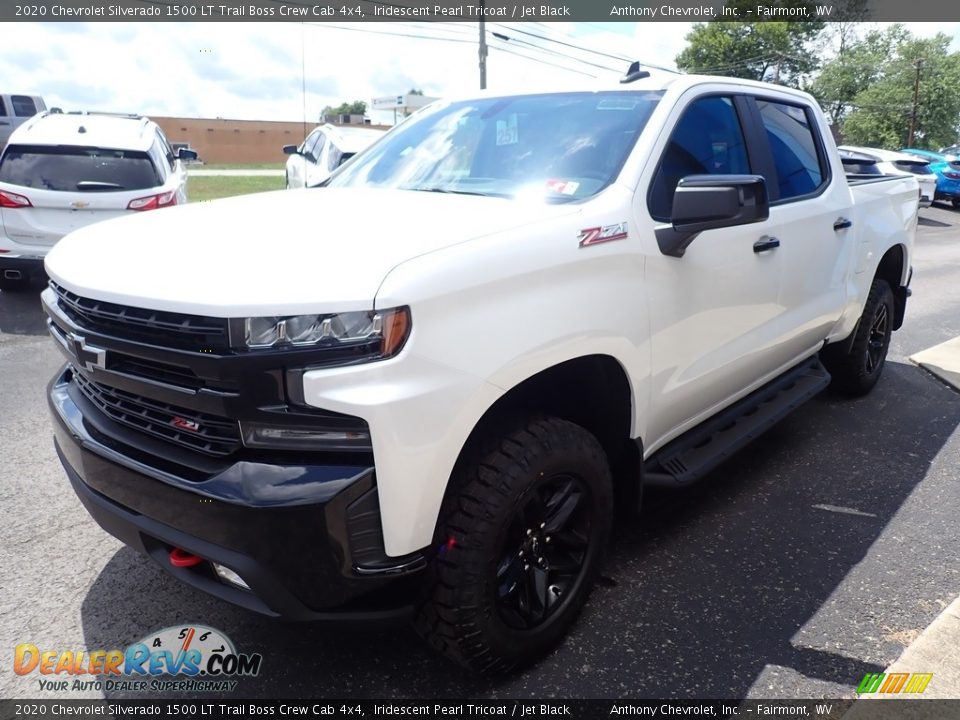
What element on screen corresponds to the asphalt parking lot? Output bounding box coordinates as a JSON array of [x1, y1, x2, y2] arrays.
[[1, 204, 959, 701]]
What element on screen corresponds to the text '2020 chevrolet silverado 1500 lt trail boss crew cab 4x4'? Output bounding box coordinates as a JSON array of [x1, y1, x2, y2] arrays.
[[42, 67, 917, 674]]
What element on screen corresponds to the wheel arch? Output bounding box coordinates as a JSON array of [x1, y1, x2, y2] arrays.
[[438, 354, 642, 537], [875, 243, 909, 330]]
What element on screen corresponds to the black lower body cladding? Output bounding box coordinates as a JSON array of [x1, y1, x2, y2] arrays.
[[48, 366, 424, 620]]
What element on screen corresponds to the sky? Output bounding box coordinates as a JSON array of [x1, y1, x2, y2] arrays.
[[1, 21, 958, 126]]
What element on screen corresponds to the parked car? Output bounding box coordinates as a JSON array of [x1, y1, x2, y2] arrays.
[[938, 144, 960, 156], [900, 147, 960, 207], [0, 110, 195, 291], [283, 124, 385, 188], [0, 94, 46, 148], [42, 71, 916, 673], [838, 145, 937, 207]]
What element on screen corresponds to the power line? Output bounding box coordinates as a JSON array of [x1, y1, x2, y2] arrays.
[[488, 44, 598, 78], [490, 32, 622, 73], [304, 22, 474, 45]]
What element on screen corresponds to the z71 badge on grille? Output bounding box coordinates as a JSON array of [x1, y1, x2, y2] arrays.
[[172, 417, 200, 432], [578, 222, 628, 248]]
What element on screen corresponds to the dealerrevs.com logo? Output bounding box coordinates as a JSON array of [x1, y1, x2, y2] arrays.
[[14, 625, 262, 693]]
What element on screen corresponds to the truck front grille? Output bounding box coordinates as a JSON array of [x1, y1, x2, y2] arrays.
[[51, 282, 229, 351], [72, 370, 242, 457]]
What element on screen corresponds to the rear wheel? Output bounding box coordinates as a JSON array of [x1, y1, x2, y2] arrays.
[[415, 415, 613, 674], [822, 278, 894, 396], [952, 198, 960, 208]]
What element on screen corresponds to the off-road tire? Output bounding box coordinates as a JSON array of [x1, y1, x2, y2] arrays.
[[414, 415, 613, 674], [822, 278, 895, 396]]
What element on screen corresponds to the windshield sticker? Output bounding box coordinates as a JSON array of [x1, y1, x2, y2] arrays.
[[496, 114, 518, 146], [546, 179, 580, 195], [596, 98, 642, 111]]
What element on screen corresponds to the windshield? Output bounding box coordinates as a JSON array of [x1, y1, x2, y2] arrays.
[[328, 91, 663, 202]]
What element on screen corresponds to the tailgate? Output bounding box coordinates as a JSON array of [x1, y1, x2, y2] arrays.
[[0, 143, 166, 247]]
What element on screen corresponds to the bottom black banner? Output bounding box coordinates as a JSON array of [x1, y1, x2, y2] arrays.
[[2, 698, 933, 720]]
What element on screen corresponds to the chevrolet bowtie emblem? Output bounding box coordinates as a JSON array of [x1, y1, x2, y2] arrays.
[[68, 333, 107, 371]]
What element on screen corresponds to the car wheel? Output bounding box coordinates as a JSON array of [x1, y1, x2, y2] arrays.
[[821, 278, 894, 396], [415, 415, 613, 674], [952, 199, 960, 208]]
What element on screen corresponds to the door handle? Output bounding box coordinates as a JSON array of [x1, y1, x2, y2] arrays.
[[833, 217, 853, 231], [753, 236, 780, 253]]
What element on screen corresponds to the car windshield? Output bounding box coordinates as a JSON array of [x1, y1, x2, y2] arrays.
[[327, 91, 663, 202], [0, 145, 161, 192]]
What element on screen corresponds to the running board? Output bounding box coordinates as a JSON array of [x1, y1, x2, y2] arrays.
[[643, 357, 831, 488]]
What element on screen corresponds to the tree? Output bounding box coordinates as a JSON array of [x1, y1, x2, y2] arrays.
[[807, 25, 909, 127], [675, 1, 825, 86], [320, 100, 367, 120], [408, 88, 424, 96], [819, 30, 960, 148]]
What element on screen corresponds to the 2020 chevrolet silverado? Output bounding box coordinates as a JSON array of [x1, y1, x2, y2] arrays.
[[42, 69, 917, 673]]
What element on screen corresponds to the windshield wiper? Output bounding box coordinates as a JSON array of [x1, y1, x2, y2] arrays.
[[407, 187, 509, 198], [76, 181, 124, 191]]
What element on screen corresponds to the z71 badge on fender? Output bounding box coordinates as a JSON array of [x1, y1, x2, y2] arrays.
[[578, 222, 628, 248]]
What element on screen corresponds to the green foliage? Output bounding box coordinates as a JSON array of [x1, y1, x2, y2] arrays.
[[321, 100, 367, 119], [812, 26, 960, 149], [408, 88, 424, 96], [675, 2, 825, 85]]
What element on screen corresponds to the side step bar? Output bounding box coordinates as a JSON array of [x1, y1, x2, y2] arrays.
[[643, 357, 831, 488]]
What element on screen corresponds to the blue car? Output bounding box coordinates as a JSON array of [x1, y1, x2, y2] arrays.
[[900, 148, 960, 206]]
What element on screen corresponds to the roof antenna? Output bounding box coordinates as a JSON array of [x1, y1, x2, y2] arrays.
[[78, 126, 87, 134], [621, 61, 651, 84]]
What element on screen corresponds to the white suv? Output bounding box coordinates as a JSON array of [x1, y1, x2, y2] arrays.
[[283, 124, 385, 189], [0, 111, 193, 291]]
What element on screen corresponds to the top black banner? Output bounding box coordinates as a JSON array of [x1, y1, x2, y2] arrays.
[[2, 0, 957, 23]]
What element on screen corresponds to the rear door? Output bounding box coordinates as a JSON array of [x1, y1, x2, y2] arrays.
[[0, 144, 163, 247], [745, 96, 853, 360]]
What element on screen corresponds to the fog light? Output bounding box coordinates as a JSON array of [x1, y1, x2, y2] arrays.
[[213, 563, 250, 590], [241, 424, 371, 451]]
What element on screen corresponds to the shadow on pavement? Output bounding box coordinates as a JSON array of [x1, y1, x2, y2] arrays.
[[918, 215, 952, 228], [0, 279, 48, 336], [80, 361, 960, 698]]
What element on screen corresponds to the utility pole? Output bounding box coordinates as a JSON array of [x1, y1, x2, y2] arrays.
[[907, 59, 923, 148], [478, 0, 487, 90]]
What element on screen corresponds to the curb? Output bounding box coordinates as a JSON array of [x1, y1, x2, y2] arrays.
[[910, 337, 960, 392]]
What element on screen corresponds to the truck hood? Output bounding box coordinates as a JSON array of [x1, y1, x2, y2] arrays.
[[45, 187, 581, 316]]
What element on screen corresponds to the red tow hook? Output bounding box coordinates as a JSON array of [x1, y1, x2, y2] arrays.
[[169, 547, 205, 568]]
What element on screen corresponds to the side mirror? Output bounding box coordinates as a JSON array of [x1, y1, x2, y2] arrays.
[[282, 144, 299, 156], [176, 148, 198, 161], [655, 175, 769, 258]]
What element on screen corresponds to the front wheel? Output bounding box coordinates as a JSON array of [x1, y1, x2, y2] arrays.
[[415, 416, 613, 674], [822, 278, 894, 396]]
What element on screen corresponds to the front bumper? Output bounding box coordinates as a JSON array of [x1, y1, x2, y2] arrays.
[[49, 366, 425, 621]]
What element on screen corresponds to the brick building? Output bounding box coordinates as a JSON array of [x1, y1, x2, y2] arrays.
[[152, 116, 389, 165]]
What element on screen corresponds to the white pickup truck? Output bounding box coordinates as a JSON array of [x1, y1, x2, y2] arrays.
[[42, 68, 917, 674]]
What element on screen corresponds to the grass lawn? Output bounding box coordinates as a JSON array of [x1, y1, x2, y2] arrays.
[[187, 175, 285, 202], [193, 162, 286, 171]]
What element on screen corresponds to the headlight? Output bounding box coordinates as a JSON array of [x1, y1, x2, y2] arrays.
[[237, 307, 411, 361]]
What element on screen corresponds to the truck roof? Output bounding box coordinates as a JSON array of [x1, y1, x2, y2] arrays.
[[441, 69, 819, 106]]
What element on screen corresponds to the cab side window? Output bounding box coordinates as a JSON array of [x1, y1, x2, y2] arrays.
[[756, 100, 825, 200], [648, 96, 750, 222], [0, 98, 7, 117]]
